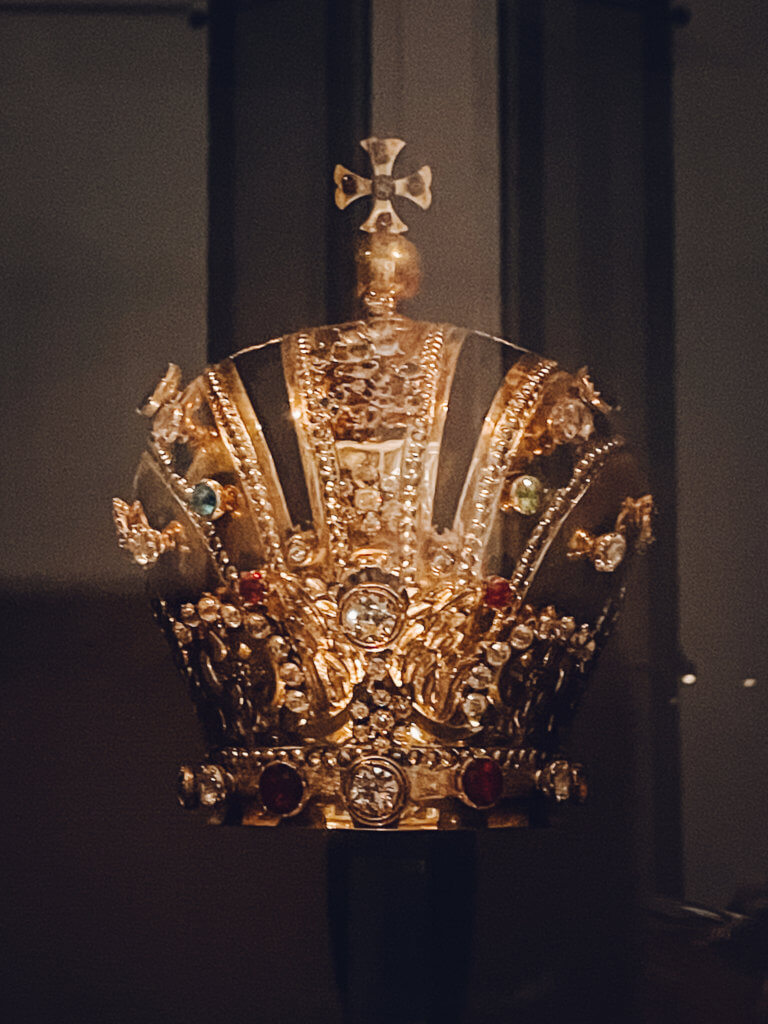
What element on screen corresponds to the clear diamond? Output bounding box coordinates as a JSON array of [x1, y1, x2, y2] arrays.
[[350, 700, 370, 720], [284, 689, 310, 714], [469, 663, 493, 687], [340, 585, 401, 648], [245, 612, 271, 639], [391, 696, 410, 719], [510, 623, 534, 650], [286, 534, 312, 566], [361, 511, 381, 535], [379, 501, 400, 528], [127, 532, 161, 567], [266, 636, 287, 657], [354, 487, 382, 512], [462, 692, 488, 721], [180, 602, 199, 625], [198, 766, 227, 807], [370, 709, 395, 732], [548, 397, 593, 443], [279, 662, 303, 685], [348, 455, 378, 485], [430, 545, 456, 572], [152, 402, 186, 445], [593, 532, 627, 573], [172, 621, 193, 645], [346, 759, 405, 824], [367, 659, 389, 682], [197, 595, 220, 623], [220, 604, 242, 629], [484, 641, 511, 667]]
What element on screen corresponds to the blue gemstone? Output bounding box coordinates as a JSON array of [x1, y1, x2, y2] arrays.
[[190, 482, 218, 517]]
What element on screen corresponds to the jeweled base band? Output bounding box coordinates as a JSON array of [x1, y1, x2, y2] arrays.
[[177, 745, 587, 829]]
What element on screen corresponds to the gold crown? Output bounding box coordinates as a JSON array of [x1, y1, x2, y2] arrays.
[[114, 139, 653, 829]]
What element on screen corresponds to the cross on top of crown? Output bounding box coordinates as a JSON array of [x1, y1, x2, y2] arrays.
[[333, 137, 432, 234]]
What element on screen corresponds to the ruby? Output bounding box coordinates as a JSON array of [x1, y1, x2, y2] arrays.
[[483, 576, 512, 609], [240, 570, 266, 605], [461, 757, 503, 808], [259, 762, 304, 816]]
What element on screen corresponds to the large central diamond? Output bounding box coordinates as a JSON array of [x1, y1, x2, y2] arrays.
[[346, 757, 406, 825], [339, 584, 402, 648]]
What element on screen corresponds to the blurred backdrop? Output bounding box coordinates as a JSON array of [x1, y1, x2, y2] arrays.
[[1, 1, 766, 1021]]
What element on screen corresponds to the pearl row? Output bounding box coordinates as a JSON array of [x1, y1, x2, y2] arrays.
[[205, 367, 286, 571], [399, 328, 443, 585], [150, 437, 238, 586], [294, 332, 349, 567], [510, 438, 625, 601], [457, 360, 557, 582]]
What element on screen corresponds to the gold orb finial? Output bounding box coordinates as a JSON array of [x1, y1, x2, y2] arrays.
[[355, 232, 421, 317]]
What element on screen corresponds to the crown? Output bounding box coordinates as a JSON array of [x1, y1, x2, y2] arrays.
[[114, 138, 653, 829]]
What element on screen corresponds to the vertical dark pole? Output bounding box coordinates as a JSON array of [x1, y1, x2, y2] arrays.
[[325, 0, 372, 324], [328, 832, 476, 1024], [643, 0, 683, 899], [498, 0, 546, 357], [207, 0, 237, 358]]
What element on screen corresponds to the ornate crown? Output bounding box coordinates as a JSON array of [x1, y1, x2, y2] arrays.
[[114, 139, 653, 829]]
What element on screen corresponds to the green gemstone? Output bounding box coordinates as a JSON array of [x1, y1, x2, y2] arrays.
[[190, 481, 218, 518], [510, 475, 543, 516]]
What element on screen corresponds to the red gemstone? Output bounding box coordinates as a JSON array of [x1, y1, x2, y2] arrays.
[[240, 570, 266, 605], [259, 762, 304, 816], [484, 576, 512, 609], [461, 757, 504, 808]]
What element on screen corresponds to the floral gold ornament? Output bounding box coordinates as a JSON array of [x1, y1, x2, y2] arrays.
[[616, 493, 656, 553], [567, 493, 655, 573], [114, 137, 653, 829], [573, 366, 612, 415], [112, 498, 184, 568]]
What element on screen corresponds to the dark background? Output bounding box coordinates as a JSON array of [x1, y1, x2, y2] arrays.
[[1, 1, 766, 1021]]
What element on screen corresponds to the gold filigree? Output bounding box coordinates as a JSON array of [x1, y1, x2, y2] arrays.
[[112, 498, 183, 568], [574, 365, 612, 415], [568, 492, 656, 571], [616, 493, 656, 552]]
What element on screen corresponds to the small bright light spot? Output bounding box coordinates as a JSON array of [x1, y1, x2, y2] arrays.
[[743, 677, 757, 689], [681, 672, 697, 686]]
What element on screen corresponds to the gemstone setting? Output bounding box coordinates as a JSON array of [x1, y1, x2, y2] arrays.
[[259, 761, 305, 816], [548, 396, 594, 444], [339, 584, 402, 649], [484, 576, 512, 609], [508, 474, 544, 516], [460, 757, 504, 809], [593, 531, 627, 573], [190, 480, 220, 518], [344, 756, 407, 826], [240, 571, 266, 606]]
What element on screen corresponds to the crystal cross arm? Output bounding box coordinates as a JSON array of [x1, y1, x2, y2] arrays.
[[333, 136, 432, 234]]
